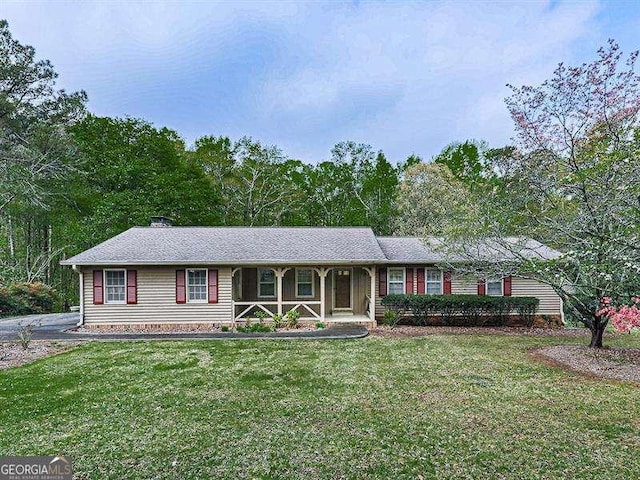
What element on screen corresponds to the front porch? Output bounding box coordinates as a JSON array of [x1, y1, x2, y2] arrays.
[[231, 266, 376, 326]]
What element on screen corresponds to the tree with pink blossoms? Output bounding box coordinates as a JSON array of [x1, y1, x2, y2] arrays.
[[598, 297, 640, 334], [436, 41, 640, 348]]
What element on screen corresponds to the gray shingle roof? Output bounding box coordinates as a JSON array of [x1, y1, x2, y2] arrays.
[[61, 227, 562, 266], [376, 237, 445, 263], [377, 236, 561, 263], [61, 227, 388, 266]]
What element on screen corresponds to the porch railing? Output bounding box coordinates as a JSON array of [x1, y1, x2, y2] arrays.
[[233, 301, 322, 321]]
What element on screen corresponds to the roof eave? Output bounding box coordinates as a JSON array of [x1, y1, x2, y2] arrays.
[[60, 259, 389, 267]]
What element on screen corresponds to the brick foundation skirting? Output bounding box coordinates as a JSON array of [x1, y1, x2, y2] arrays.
[[82, 318, 376, 331]]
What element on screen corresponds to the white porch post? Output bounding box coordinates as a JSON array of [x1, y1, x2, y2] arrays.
[[274, 268, 290, 316], [315, 268, 329, 321], [231, 267, 242, 322], [72, 265, 84, 326], [363, 267, 376, 322], [78, 269, 85, 326]]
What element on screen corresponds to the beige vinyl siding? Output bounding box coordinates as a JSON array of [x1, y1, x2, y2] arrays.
[[511, 277, 561, 315], [451, 274, 479, 295], [83, 266, 232, 325]]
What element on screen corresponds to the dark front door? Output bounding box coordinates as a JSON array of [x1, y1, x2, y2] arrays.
[[335, 269, 352, 309]]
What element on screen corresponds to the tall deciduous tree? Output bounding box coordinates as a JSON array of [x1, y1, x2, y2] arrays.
[[394, 162, 478, 237], [440, 40, 640, 348], [192, 136, 305, 226], [0, 20, 86, 285], [62, 116, 222, 252], [0, 20, 86, 215]]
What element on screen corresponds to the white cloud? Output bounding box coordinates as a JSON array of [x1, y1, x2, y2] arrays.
[[255, 0, 601, 160], [1, 0, 608, 162]]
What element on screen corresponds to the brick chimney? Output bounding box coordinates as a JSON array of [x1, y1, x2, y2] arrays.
[[150, 216, 173, 227]]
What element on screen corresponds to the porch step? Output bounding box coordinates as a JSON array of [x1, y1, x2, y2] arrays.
[[332, 311, 354, 317]]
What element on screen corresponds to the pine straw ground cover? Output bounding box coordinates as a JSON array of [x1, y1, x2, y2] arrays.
[[0, 341, 79, 370], [0, 334, 639, 479]]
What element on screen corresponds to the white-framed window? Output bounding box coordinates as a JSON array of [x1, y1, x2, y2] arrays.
[[487, 278, 503, 296], [105, 269, 126, 304], [258, 268, 276, 297], [187, 269, 208, 302], [388, 268, 405, 295], [426, 269, 443, 295], [296, 268, 314, 297]]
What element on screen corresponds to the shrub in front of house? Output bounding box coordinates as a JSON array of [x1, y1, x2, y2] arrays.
[[381, 294, 539, 327], [236, 323, 274, 333], [0, 282, 58, 316], [285, 309, 300, 328]]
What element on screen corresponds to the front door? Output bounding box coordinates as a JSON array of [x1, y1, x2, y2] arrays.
[[334, 269, 352, 309]]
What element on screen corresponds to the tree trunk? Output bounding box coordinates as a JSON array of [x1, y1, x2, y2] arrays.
[[589, 321, 606, 348]]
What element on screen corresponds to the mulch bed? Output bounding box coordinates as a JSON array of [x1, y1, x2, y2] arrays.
[[369, 325, 590, 338], [533, 345, 640, 384], [0, 341, 79, 370], [73, 325, 319, 335]]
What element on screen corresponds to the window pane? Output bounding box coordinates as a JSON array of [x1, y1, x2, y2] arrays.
[[188, 270, 206, 286], [296, 269, 313, 296], [297, 269, 312, 283], [487, 280, 503, 296], [388, 269, 404, 282], [388, 282, 404, 295], [105, 271, 125, 303], [188, 269, 207, 301], [106, 270, 125, 286], [260, 283, 275, 297], [426, 270, 441, 282], [426, 282, 442, 295], [259, 269, 274, 283], [258, 269, 276, 297]]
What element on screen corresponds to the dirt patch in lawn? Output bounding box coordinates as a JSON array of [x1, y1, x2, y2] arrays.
[[532, 345, 640, 384], [0, 341, 79, 370], [370, 325, 590, 338]]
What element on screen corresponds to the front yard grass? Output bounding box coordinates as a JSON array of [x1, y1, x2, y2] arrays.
[[1, 334, 639, 479]]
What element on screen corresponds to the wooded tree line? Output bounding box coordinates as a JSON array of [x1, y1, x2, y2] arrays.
[[0, 21, 415, 305], [1, 20, 639, 348], [2, 114, 412, 304]]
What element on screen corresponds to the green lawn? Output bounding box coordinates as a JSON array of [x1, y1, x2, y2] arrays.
[[1, 334, 639, 479]]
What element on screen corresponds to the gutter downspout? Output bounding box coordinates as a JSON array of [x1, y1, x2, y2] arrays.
[[72, 265, 85, 326]]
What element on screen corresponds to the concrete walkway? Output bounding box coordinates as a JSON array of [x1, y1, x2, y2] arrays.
[[0, 313, 368, 341]]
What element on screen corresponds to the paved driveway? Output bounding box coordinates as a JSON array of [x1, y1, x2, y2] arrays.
[[0, 313, 79, 341]]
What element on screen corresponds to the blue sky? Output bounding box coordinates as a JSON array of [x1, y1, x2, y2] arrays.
[[3, 1, 639, 163]]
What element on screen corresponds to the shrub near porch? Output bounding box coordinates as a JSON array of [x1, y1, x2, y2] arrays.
[[1, 334, 639, 479], [381, 294, 554, 327]]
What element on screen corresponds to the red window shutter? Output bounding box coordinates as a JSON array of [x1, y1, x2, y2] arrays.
[[504, 276, 512, 296], [416, 268, 425, 294], [93, 270, 104, 305], [405, 268, 414, 294], [176, 269, 186, 304], [126, 270, 137, 304], [443, 271, 452, 294], [477, 278, 486, 296], [208, 269, 218, 303], [379, 268, 387, 297]]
